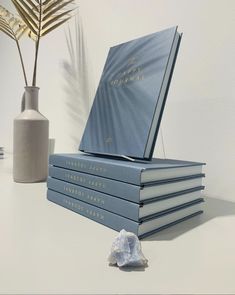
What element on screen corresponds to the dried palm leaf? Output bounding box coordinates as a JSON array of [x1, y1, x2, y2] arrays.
[[0, 5, 28, 85], [11, 0, 75, 85], [0, 5, 28, 41], [11, 0, 75, 39]]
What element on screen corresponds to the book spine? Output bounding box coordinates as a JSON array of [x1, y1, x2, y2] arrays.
[[49, 154, 141, 185], [49, 166, 141, 203], [147, 30, 181, 159], [47, 189, 139, 235], [47, 177, 140, 221]]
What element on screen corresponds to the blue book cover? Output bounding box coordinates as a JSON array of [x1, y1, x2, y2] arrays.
[[79, 26, 182, 159], [49, 165, 204, 203], [47, 177, 204, 221], [47, 189, 204, 239], [49, 153, 205, 185]]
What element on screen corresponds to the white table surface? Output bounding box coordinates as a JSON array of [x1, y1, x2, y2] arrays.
[[1, 155, 235, 294]]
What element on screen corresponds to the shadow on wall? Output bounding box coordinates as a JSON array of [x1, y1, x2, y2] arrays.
[[62, 14, 95, 149], [144, 196, 235, 241]]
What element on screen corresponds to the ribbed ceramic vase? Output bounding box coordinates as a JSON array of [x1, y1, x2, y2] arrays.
[[13, 86, 49, 182]]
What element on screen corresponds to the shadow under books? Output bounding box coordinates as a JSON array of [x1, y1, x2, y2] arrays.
[[109, 263, 148, 272], [144, 196, 235, 241]]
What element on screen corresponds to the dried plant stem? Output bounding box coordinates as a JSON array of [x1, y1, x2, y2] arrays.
[[7, 22, 28, 86], [15, 39, 28, 86], [32, 0, 42, 86], [32, 38, 40, 86]]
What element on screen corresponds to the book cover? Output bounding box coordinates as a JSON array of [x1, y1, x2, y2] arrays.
[[47, 177, 204, 221], [47, 189, 204, 239], [49, 153, 205, 185], [49, 165, 204, 203], [79, 26, 182, 160]]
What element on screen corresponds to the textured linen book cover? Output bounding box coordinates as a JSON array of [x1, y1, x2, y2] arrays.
[[49, 165, 204, 203], [47, 177, 204, 222], [47, 189, 204, 239], [49, 153, 205, 185], [79, 26, 181, 159]]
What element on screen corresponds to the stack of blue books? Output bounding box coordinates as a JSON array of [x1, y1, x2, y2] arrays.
[[47, 26, 206, 238], [47, 154, 205, 239]]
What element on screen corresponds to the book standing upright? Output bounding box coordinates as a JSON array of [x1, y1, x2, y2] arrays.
[[80, 26, 182, 160]]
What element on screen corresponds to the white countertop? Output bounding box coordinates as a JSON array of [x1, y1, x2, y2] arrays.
[[1, 155, 235, 294]]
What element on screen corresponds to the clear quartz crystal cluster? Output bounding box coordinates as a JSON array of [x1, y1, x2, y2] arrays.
[[108, 229, 148, 267]]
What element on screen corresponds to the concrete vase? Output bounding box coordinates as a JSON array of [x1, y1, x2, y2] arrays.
[[13, 86, 49, 182]]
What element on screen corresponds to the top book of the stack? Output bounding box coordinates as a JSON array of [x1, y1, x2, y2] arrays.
[[79, 26, 182, 160]]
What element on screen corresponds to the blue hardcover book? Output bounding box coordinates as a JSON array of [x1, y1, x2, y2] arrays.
[[47, 177, 204, 222], [47, 189, 204, 239], [49, 153, 205, 185], [79, 26, 182, 160], [49, 165, 204, 203]]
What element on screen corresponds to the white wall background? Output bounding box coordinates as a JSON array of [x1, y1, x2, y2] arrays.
[[0, 0, 234, 201]]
